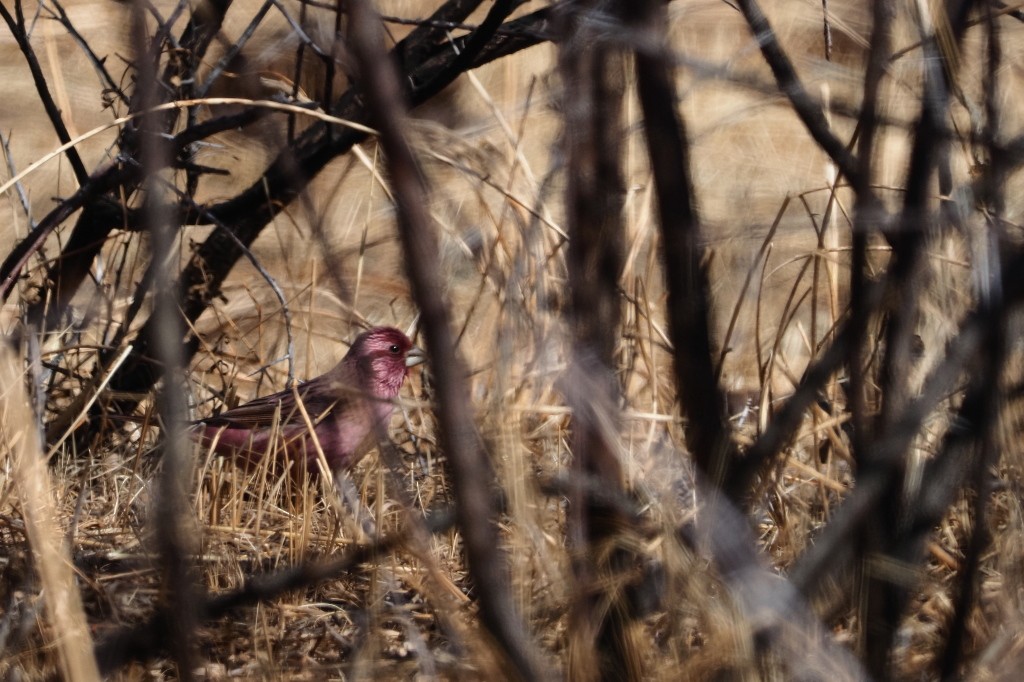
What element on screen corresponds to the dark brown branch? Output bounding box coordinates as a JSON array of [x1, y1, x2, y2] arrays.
[[622, 0, 737, 487], [558, 3, 640, 679], [414, 0, 519, 96], [861, 3, 974, 673], [379, 9, 551, 40], [346, 2, 548, 680], [174, 0, 233, 196], [876, 18, 959, 430], [540, 470, 866, 677], [844, 0, 893, 473], [395, 0, 487, 73], [940, 7, 1006, 675], [156, 0, 232, 110], [131, 4, 200, 677], [411, 4, 554, 88], [789, 323, 984, 593]]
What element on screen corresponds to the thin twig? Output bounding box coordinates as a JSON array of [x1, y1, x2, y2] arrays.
[[0, 0, 89, 186], [0, 131, 38, 232], [43, 0, 127, 105], [195, 0, 274, 97]]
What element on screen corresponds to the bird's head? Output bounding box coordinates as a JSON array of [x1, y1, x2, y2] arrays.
[[347, 326, 425, 398]]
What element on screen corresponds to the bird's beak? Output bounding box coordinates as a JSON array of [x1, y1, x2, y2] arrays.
[[406, 346, 426, 368]]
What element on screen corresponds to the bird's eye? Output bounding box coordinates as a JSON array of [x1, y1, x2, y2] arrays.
[[389, 344, 401, 355]]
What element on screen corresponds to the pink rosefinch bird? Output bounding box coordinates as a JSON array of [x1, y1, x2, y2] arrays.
[[194, 326, 424, 474]]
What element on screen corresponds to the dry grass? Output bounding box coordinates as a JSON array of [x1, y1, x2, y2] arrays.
[[3, 0, 1024, 679]]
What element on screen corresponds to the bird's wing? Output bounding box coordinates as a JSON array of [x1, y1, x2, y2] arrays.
[[199, 375, 352, 429]]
